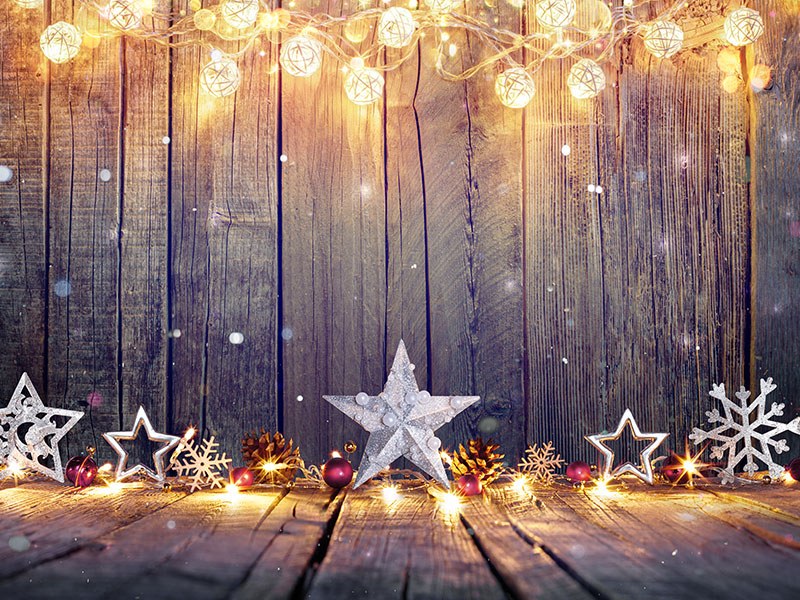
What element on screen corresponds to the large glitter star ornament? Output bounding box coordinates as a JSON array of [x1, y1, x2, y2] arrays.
[[103, 406, 181, 482], [585, 409, 668, 485], [0, 373, 83, 483], [325, 340, 479, 489]]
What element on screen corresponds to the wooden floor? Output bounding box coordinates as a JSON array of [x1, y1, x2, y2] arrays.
[[1, 480, 799, 599]]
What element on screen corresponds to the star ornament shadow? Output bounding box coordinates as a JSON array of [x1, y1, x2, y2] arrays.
[[103, 406, 180, 482], [585, 408, 668, 485]]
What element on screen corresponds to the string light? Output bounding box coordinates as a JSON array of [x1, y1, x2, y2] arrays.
[[221, 0, 259, 30], [643, 20, 684, 59], [200, 54, 241, 97], [14, 0, 42, 8], [724, 7, 765, 47], [495, 67, 535, 108], [280, 35, 323, 77], [535, 0, 577, 30], [382, 485, 401, 504], [566, 58, 605, 99], [344, 64, 384, 105], [107, 0, 143, 31], [378, 7, 416, 49], [425, 0, 461, 12], [40, 21, 82, 64], [194, 8, 216, 31]]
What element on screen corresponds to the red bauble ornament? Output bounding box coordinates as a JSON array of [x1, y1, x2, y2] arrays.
[[566, 461, 592, 482], [787, 458, 800, 482], [230, 466, 254, 489], [661, 461, 684, 483], [456, 473, 482, 496], [65, 455, 98, 487], [322, 456, 353, 489]]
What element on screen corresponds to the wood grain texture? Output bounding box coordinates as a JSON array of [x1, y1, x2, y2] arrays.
[[46, 0, 122, 457], [170, 2, 279, 459], [750, 0, 800, 456], [418, 3, 525, 460], [281, 0, 386, 465], [0, 3, 46, 394]]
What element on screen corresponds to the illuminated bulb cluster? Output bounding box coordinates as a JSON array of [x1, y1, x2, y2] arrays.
[[200, 54, 241, 97], [221, 0, 259, 30], [280, 35, 323, 77], [425, 0, 462, 12], [567, 59, 606, 99], [378, 7, 416, 49], [14, 0, 42, 8], [107, 0, 143, 31], [643, 20, 684, 59], [535, 0, 577, 30], [724, 7, 765, 47], [344, 63, 385, 105], [495, 67, 535, 108], [40, 21, 82, 64]]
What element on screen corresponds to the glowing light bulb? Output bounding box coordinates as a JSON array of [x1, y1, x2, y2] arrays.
[[440, 491, 463, 514], [378, 7, 416, 48], [40, 21, 82, 64], [495, 67, 535, 108], [280, 35, 323, 77], [511, 476, 530, 495], [724, 7, 764, 47], [194, 8, 216, 30], [425, 0, 461, 11], [14, 0, 42, 8], [200, 55, 241, 98], [643, 20, 684, 59], [382, 486, 401, 503], [567, 58, 606, 99], [107, 0, 143, 30], [344, 66, 384, 105], [221, 0, 259, 30], [535, 0, 577, 29]]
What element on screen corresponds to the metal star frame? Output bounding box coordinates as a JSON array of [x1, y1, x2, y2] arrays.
[[0, 373, 83, 483], [103, 406, 180, 482], [325, 340, 479, 489], [585, 409, 668, 485]]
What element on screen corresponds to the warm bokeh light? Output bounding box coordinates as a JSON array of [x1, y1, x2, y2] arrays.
[[535, 0, 577, 29], [280, 35, 323, 77], [724, 7, 765, 47], [200, 55, 241, 98], [221, 0, 259, 30], [382, 485, 401, 504], [40, 21, 82, 64], [495, 67, 535, 108], [344, 66, 384, 105], [643, 20, 684, 59]]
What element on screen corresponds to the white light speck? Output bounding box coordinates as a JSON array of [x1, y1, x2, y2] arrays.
[[587, 184, 596, 193], [562, 357, 568, 364], [281, 327, 293, 340], [296, 395, 303, 402], [561, 144, 571, 156], [279, 154, 288, 163], [99, 169, 112, 182], [162, 136, 170, 144], [210, 49, 223, 61], [0, 165, 13, 183], [596, 185, 603, 194], [166, 520, 176, 530], [229, 332, 244, 345]]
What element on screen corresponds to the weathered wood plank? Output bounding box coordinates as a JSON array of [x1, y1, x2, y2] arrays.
[[419, 3, 525, 460], [0, 3, 46, 393], [704, 484, 800, 520], [46, 0, 122, 456], [304, 484, 506, 599], [282, 1, 386, 464], [171, 3, 279, 458], [494, 484, 800, 599], [118, 8, 171, 465], [750, 0, 800, 456], [0, 482, 182, 580]]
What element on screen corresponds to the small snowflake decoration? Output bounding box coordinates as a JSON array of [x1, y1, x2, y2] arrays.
[[689, 378, 800, 485], [174, 437, 232, 492], [518, 441, 564, 485]]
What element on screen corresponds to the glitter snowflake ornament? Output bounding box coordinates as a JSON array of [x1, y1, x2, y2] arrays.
[[175, 437, 232, 492], [519, 441, 564, 485], [0, 373, 83, 483], [690, 378, 800, 484], [325, 340, 479, 489]]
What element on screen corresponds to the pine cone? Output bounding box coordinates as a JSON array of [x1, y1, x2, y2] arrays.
[[450, 437, 505, 485], [241, 429, 303, 484]]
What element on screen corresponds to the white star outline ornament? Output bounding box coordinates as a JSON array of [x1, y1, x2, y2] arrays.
[[0, 373, 83, 483], [585, 409, 668, 485], [325, 340, 479, 489], [103, 406, 181, 482]]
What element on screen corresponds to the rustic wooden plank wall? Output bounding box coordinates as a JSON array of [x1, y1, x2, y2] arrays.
[[0, 1, 797, 466]]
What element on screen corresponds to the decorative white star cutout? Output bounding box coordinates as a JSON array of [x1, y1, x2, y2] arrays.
[[103, 406, 180, 482], [585, 408, 668, 485], [0, 373, 83, 483], [325, 340, 479, 489]]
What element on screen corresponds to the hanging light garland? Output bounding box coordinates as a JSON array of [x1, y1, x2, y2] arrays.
[[21, 0, 767, 107]]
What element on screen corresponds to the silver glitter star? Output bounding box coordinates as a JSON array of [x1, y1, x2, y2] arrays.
[[103, 406, 180, 482], [325, 340, 479, 489], [0, 373, 83, 483]]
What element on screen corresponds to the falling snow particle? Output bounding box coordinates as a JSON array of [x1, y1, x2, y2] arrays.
[[596, 185, 604, 194], [281, 327, 293, 340], [162, 136, 171, 144], [169, 329, 182, 338], [54, 279, 71, 298], [587, 184, 596, 193], [0, 165, 13, 183], [8, 536, 30, 552], [561, 144, 571, 156], [279, 154, 288, 163], [166, 520, 176, 530], [296, 395, 304, 402], [561, 357, 569, 364], [229, 332, 244, 345], [99, 169, 112, 182]]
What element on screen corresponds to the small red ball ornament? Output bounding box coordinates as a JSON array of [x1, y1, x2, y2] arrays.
[[230, 467, 254, 489], [566, 461, 592, 482], [456, 473, 482, 496], [787, 458, 800, 482], [661, 460, 685, 483], [322, 456, 354, 489], [65, 455, 98, 487]]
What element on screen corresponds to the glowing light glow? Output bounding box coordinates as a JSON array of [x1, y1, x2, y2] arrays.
[[567, 58, 606, 99], [495, 67, 535, 108], [425, 0, 461, 12], [107, 0, 143, 31], [591, 477, 618, 497], [378, 7, 416, 48], [643, 20, 684, 59], [280, 35, 323, 77], [382, 485, 401, 504], [535, 0, 577, 30], [221, 0, 259, 30], [200, 55, 241, 98], [724, 7, 764, 47], [40, 21, 82, 64], [439, 491, 463, 514], [344, 66, 384, 105]]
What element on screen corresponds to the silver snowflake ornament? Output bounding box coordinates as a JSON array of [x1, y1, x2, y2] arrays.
[[690, 378, 800, 484], [174, 436, 231, 492], [325, 340, 479, 489], [0, 373, 83, 483], [519, 441, 564, 485]]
